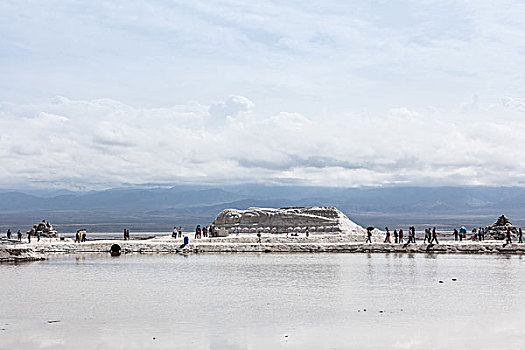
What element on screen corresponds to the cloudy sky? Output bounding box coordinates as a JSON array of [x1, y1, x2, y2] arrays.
[[1, 0, 525, 190]]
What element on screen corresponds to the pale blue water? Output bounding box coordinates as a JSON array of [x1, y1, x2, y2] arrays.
[[1, 253, 524, 349]]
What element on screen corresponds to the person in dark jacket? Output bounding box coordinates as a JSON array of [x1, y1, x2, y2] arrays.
[[430, 227, 438, 244], [384, 227, 391, 243], [366, 228, 372, 243], [506, 227, 512, 244]]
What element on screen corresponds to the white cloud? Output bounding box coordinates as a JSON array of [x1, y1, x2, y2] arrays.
[[1, 1, 525, 189], [207, 95, 254, 128], [501, 96, 525, 113], [2, 1, 525, 115], [2, 95, 525, 189]]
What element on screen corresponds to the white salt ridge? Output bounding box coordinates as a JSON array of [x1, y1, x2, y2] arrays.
[[212, 206, 372, 238]]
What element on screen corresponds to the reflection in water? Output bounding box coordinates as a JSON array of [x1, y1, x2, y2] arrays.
[[0, 253, 524, 350]]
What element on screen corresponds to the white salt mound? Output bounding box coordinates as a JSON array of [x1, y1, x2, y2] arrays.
[[212, 206, 369, 238]]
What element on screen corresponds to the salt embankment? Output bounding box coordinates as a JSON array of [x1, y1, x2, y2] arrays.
[[4, 235, 525, 256], [0, 246, 46, 262]]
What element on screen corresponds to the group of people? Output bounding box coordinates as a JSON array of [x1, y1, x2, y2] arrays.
[[376, 226, 416, 244], [453, 227, 524, 244], [74, 230, 87, 243], [469, 227, 486, 241], [4, 229, 34, 243], [371, 226, 418, 244], [172, 226, 183, 238], [367, 226, 525, 244], [4, 223, 525, 245], [452, 227, 488, 242], [423, 228, 440, 244], [194, 225, 215, 239], [171, 225, 210, 239]]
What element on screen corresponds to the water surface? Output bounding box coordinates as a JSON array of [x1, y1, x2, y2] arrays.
[[1, 253, 524, 349]]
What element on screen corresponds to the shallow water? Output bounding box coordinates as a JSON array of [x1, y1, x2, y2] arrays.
[[1, 253, 524, 349]]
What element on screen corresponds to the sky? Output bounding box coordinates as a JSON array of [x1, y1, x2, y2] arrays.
[[1, 0, 525, 190]]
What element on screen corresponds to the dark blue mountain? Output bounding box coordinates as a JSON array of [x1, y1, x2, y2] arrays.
[[1, 185, 524, 232]]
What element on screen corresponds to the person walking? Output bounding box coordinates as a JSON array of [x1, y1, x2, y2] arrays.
[[384, 227, 391, 243], [393, 229, 398, 244], [178, 226, 182, 238], [506, 227, 512, 244], [172, 227, 177, 238], [17, 230, 22, 241], [431, 227, 439, 244], [366, 227, 373, 243], [37, 232, 41, 242], [27, 232, 31, 243], [454, 228, 459, 241], [81, 231, 86, 242], [411, 227, 417, 243], [459, 227, 465, 241], [519, 228, 523, 243], [7, 229, 11, 240], [399, 229, 404, 244]]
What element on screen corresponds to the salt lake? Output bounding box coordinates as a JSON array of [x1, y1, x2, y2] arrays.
[[1, 253, 524, 349]]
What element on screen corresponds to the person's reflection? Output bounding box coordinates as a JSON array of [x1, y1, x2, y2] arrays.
[[366, 253, 375, 283]]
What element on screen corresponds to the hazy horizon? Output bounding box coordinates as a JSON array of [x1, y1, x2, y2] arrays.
[[2, 184, 525, 233]]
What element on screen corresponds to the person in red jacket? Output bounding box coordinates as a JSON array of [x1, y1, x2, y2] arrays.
[[431, 227, 439, 244], [384, 227, 391, 243]]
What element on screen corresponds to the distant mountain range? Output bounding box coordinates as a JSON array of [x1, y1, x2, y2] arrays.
[[1, 185, 524, 232]]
